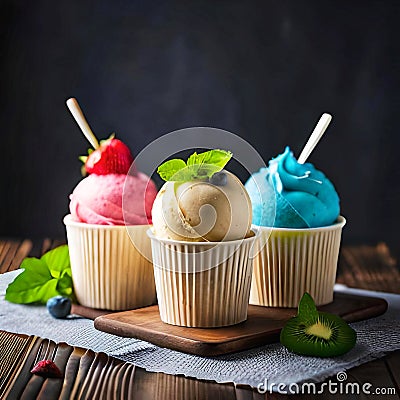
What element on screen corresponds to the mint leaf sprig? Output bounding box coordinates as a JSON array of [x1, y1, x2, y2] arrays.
[[157, 149, 232, 182], [5, 245, 75, 304]]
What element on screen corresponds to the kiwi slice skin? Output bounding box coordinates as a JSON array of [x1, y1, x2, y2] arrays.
[[280, 311, 357, 357]]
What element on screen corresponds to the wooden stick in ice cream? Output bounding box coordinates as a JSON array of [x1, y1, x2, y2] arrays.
[[66, 97, 100, 149], [297, 113, 332, 164]]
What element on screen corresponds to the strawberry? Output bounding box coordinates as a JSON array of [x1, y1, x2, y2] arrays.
[[80, 135, 135, 175], [31, 360, 63, 379]]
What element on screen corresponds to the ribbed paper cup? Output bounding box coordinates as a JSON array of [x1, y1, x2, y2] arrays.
[[250, 216, 346, 308], [64, 215, 156, 310], [148, 231, 256, 327]]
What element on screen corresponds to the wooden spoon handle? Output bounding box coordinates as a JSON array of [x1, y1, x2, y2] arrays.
[[66, 97, 99, 149], [298, 113, 332, 164]]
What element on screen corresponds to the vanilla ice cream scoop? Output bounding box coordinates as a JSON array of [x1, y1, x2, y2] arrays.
[[152, 170, 252, 242]]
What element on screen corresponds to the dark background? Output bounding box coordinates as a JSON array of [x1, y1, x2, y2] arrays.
[[0, 1, 399, 254]]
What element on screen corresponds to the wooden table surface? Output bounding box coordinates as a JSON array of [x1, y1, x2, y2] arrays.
[[1, 238, 399, 399]]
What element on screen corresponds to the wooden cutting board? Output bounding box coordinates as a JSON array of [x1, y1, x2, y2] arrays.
[[93, 292, 388, 356]]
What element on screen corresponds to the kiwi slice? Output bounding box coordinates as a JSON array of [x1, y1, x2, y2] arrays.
[[280, 293, 357, 357]]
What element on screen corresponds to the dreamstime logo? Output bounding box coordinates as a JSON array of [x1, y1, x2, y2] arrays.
[[257, 371, 397, 396], [122, 127, 274, 270], [336, 371, 347, 382]]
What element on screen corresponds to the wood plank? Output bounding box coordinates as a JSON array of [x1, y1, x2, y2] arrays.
[[0, 241, 5, 260], [40, 238, 66, 256], [0, 330, 139, 400], [385, 350, 400, 393], [41, 238, 53, 256], [8, 239, 32, 272], [2, 242, 20, 272], [0, 331, 36, 398], [27, 238, 65, 259], [132, 368, 240, 400], [338, 243, 400, 294], [346, 356, 399, 399], [71, 304, 111, 320], [0, 241, 20, 274], [0, 241, 12, 272], [94, 292, 388, 356], [0, 239, 65, 272]]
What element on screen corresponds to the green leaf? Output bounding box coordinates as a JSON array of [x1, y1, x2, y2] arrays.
[[297, 292, 319, 322], [57, 270, 74, 296], [79, 149, 93, 165], [187, 149, 232, 169], [5, 245, 74, 304], [19, 257, 52, 279], [42, 244, 70, 278], [157, 149, 232, 182], [5, 267, 58, 303], [100, 133, 115, 145], [157, 159, 187, 181]]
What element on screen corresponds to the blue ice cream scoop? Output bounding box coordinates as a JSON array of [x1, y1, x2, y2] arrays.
[[245, 147, 340, 228]]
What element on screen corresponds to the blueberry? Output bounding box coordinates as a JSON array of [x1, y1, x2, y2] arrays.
[[47, 296, 71, 319], [209, 172, 227, 186]]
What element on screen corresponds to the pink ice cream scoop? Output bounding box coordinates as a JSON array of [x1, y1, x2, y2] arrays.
[[69, 172, 157, 225]]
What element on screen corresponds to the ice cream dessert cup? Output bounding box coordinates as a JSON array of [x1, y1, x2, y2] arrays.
[[150, 150, 255, 327], [245, 147, 344, 307], [64, 134, 157, 311], [64, 216, 156, 310], [249, 216, 345, 307], [148, 231, 256, 327]]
